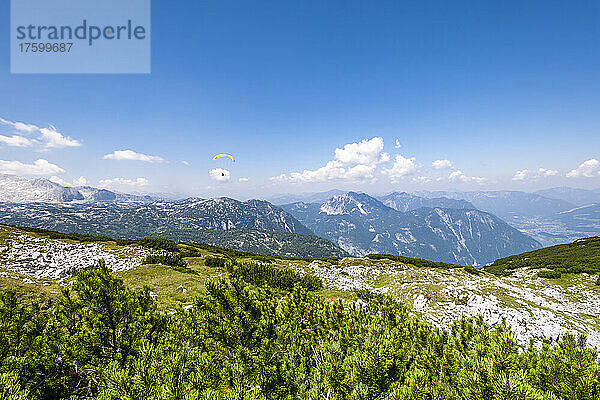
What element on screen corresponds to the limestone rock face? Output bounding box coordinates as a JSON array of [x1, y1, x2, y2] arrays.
[[282, 192, 540, 265], [292, 258, 600, 350]]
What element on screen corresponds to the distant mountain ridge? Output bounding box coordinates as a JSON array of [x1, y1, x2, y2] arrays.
[[4, 176, 598, 259], [0, 197, 350, 257], [555, 203, 600, 236], [281, 192, 540, 265], [535, 187, 600, 206], [414, 190, 574, 218], [0, 197, 312, 235], [0, 174, 155, 203], [378, 191, 476, 212], [268, 189, 347, 205]]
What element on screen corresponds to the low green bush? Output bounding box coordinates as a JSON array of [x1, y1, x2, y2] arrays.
[[538, 270, 562, 279], [487, 236, 600, 276], [142, 253, 190, 272], [231, 262, 323, 291], [1, 264, 599, 399], [367, 253, 463, 268], [464, 265, 481, 275], [203, 256, 229, 268]]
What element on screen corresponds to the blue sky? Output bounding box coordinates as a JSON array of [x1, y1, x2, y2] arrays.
[[1, 0, 599, 199]]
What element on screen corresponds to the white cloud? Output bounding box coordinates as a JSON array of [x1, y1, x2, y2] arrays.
[[271, 137, 390, 183], [103, 149, 164, 162], [0, 117, 81, 149], [394, 139, 401, 149], [209, 168, 231, 182], [382, 154, 420, 181], [0, 159, 65, 176], [432, 159, 453, 170], [448, 170, 488, 184], [566, 159, 600, 178], [73, 176, 88, 186], [0, 117, 38, 133], [512, 167, 558, 181], [238, 177, 249, 182], [99, 177, 150, 187], [49, 175, 88, 187], [413, 175, 432, 183], [270, 174, 288, 183], [0, 134, 34, 147], [346, 164, 377, 179], [49, 176, 70, 186], [334, 137, 390, 165], [39, 126, 81, 148]]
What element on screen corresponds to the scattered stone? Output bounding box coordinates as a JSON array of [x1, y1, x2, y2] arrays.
[[293, 260, 600, 350], [176, 285, 187, 294], [0, 233, 165, 279]]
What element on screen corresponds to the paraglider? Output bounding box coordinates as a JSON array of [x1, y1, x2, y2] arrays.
[[210, 154, 234, 182], [212, 154, 235, 162]]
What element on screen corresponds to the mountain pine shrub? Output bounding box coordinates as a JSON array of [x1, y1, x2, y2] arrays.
[[538, 270, 563, 279], [203, 256, 229, 268], [143, 253, 188, 270], [1, 261, 599, 399]]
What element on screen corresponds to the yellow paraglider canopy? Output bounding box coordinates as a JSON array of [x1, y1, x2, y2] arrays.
[[212, 154, 235, 162]]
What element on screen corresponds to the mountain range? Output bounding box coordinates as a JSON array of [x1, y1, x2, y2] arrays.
[[410, 189, 600, 246], [377, 192, 475, 212], [0, 197, 346, 258], [534, 187, 600, 206], [413, 190, 575, 218], [268, 189, 347, 205], [0, 174, 155, 203], [2, 175, 600, 262], [0, 196, 312, 237], [281, 192, 540, 265]]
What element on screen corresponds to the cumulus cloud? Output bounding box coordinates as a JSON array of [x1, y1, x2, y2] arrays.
[[73, 176, 88, 186], [382, 154, 421, 181], [0, 117, 81, 149], [0, 134, 34, 147], [334, 137, 390, 165], [566, 159, 600, 178], [49, 175, 89, 186], [271, 137, 390, 183], [448, 170, 487, 184], [238, 177, 249, 182], [432, 159, 453, 170], [0, 159, 65, 176], [394, 139, 401, 149], [512, 167, 558, 181], [209, 168, 231, 182], [103, 149, 164, 162], [0, 117, 38, 133], [39, 126, 81, 148], [99, 177, 149, 187], [49, 176, 70, 186], [413, 176, 432, 183]]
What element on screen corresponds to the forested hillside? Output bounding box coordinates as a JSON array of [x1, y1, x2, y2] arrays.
[[486, 236, 600, 277]]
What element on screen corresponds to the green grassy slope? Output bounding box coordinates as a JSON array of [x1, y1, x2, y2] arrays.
[[2, 247, 600, 399], [486, 236, 600, 277]]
